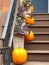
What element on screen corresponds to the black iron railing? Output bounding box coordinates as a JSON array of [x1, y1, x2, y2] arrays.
[[0, 0, 19, 65]]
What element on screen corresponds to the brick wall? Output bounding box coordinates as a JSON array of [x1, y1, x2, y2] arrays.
[[0, 0, 10, 12]]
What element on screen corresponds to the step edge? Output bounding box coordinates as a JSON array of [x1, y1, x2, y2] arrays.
[[34, 32, 49, 35], [27, 13, 49, 15], [35, 19, 49, 21], [27, 25, 49, 28], [25, 41, 49, 44], [27, 50, 49, 54]]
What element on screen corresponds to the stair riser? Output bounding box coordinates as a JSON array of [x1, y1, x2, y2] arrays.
[[34, 20, 49, 25], [25, 35, 49, 41], [34, 35, 49, 41], [32, 14, 49, 20], [28, 53, 49, 61], [29, 28, 49, 32], [24, 43, 49, 50]]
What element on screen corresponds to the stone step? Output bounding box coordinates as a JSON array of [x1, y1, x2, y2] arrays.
[[24, 61, 49, 65], [27, 50, 49, 54], [34, 32, 49, 35], [33, 20, 49, 25], [25, 33, 49, 41], [25, 41, 49, 44], [28, 53, 49, 61], [24, 42, 49, 50], [34, 34, 49, 41], [10, 61, 49, 65], [27, 50, 49, 61], [27, 25, 49, 27], [28, 27, 49, 32], [27, 13, 49, 20]]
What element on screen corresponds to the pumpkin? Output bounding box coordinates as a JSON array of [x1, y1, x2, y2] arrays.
[[29, 5, 34, 13], [25, 16, 35, 25], [25, 31, 34, 41], [12, 48, 27, 64]]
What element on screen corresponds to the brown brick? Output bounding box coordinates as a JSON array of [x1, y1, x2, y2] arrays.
[[0, 0, 10, 11], [3, 0, 10, 7], [0, 1, 3, 10], [2, 0, 10, 12]]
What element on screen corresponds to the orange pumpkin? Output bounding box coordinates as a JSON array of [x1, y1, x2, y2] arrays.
[[25, 31, 34, 41], [29, 5, 34, 13], [25, 16, 35, 25], [12, 48, 27, 64]]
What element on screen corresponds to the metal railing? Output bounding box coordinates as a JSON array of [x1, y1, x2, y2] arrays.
[[8, 0, 19, 47], [0, 0, 19, 50], [0, 0, 19, 65], [0, 0, 14, 40]]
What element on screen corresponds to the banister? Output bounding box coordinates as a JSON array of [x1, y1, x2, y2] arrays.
[[8, 0, 19, 47], [0, 0, 14, 40], [0, 0, 19, 53]]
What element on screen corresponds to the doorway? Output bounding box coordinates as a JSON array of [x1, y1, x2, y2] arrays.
[[32, 0, 48, 13]]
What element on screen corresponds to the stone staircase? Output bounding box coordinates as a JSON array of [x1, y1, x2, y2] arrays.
[[12, 13, 49, 65], [24, 13, 49, 62]]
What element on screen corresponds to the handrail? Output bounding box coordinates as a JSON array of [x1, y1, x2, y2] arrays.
[[0, 0, 14, 40], [8, 0, 19, 47], [0, 0, 19, 54]]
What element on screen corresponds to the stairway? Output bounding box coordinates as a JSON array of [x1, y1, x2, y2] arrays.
[[24, 13, 49, 62], [12, 13, 49, 65]]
